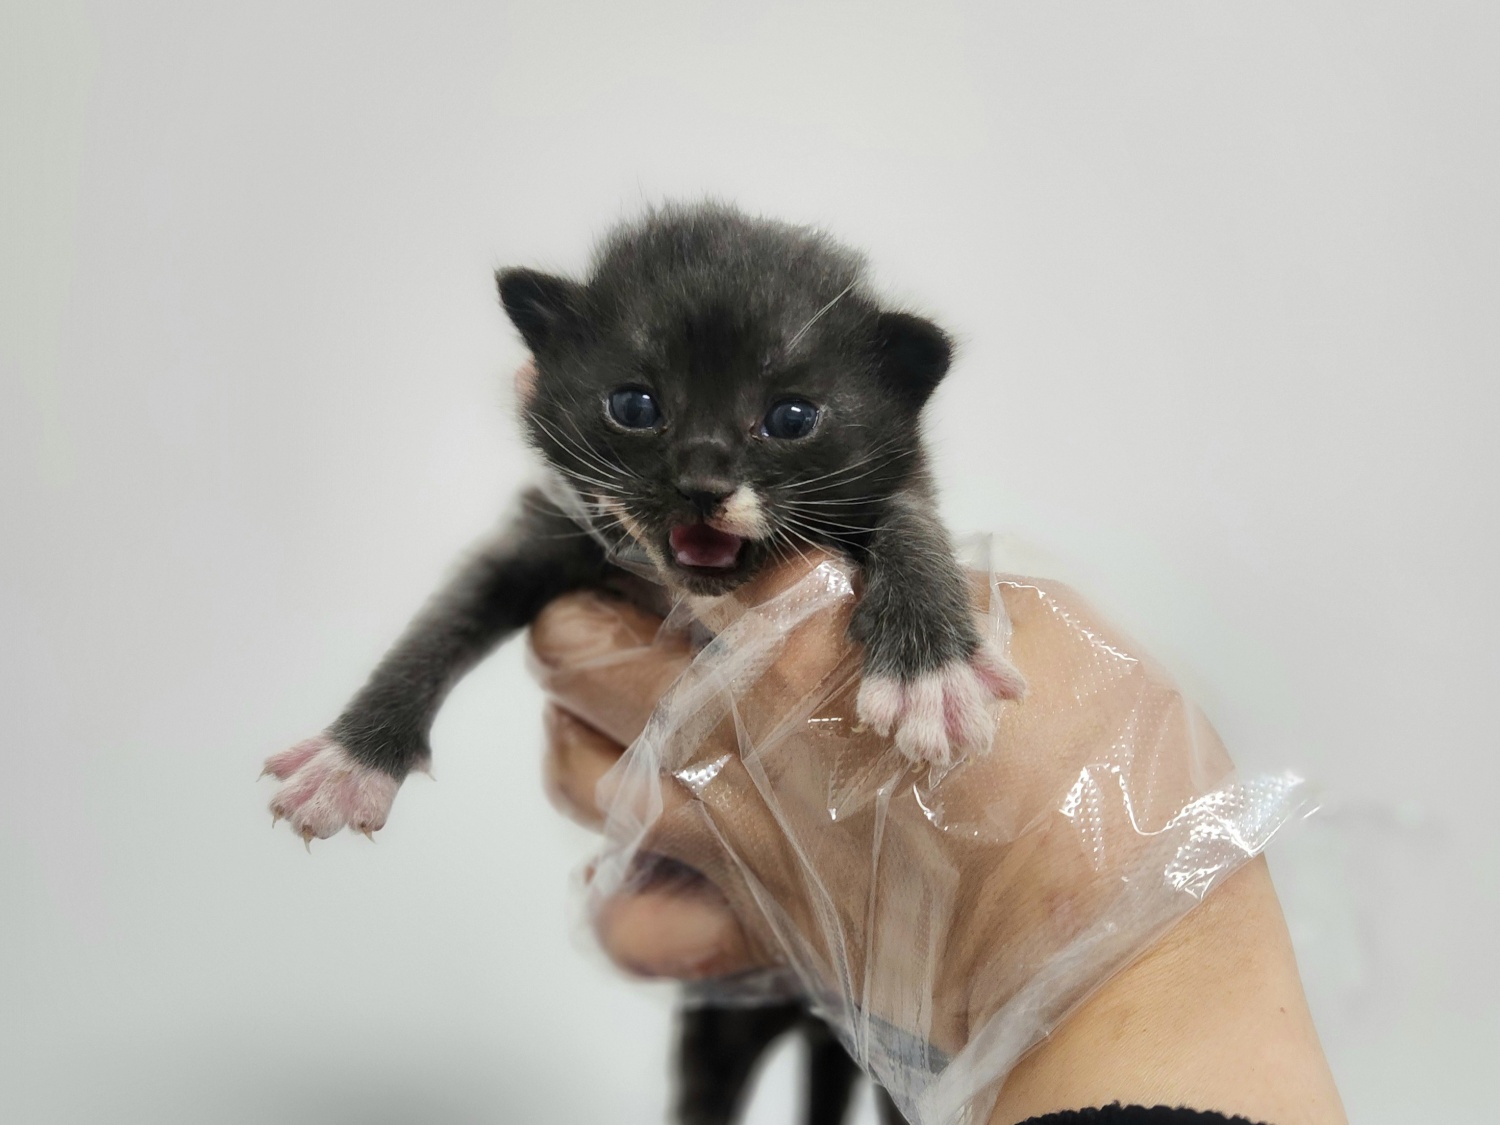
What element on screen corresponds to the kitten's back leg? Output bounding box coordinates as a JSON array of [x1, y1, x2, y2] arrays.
[[874, 1085, 909, 1125], [802, 1015, 862, 1125], [674, 1003, 802, 1125]]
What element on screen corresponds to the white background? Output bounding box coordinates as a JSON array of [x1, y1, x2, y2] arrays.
[[3, 2, 1496, 1122]]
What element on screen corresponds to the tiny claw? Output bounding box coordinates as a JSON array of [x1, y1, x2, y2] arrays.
[[360, 828, 374, 842], [301, 827, 315, 852], [271, 813, 280, 829], [259, 765, 271, 780]]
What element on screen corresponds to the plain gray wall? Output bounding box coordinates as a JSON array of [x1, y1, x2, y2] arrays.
[[3, 2, 1495, 1122]]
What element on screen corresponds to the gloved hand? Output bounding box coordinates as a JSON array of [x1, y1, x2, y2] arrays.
[[528, 545, 1337, 1125]]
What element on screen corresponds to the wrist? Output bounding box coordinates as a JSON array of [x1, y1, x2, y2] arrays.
[[979, 859, 1345, 1125]]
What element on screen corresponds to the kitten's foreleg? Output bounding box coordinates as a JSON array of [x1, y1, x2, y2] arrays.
[[849, 489, 1025, 766], [263, 489, 607, 843]]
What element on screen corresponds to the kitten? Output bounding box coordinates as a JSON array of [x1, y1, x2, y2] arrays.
[[261, 202, 1024, 1123]]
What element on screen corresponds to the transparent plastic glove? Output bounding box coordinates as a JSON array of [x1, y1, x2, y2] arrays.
[[529, 541, 1312, 1125]]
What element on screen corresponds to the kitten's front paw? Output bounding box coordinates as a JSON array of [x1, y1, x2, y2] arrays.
[[855, 642, 1026, 767], [261, 734, 400, 845]]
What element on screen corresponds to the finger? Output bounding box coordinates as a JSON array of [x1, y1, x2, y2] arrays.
[[528, 549, 850, 751], [593, 871, 758, 981], [528, 591, 692, 746], [538, 554, 869, 984], [681, 545, 843, 634], [542, 705, 624, 831], [515, 358, 538, 402]]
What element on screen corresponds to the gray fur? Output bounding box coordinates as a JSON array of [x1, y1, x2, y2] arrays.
[[330, 488, 606, 779], [320, 203, 980, 1125], [851, 475, 984, 678]]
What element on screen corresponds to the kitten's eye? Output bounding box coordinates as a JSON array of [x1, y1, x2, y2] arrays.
[[607, 387, 662, 429], [762, 399, 820, 440]]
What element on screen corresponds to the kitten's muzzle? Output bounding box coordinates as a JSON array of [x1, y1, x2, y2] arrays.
[[663, 482, 766, 579]]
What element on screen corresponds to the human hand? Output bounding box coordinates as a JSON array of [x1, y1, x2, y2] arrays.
[[529, 547, 1327, 1124]]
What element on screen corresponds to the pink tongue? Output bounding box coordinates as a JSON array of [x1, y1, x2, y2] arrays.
[[669, 524, 744, 569]]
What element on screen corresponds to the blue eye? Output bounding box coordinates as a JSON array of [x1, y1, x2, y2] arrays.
[[608, 388, 662, 429], [762, 399, 820, 440]]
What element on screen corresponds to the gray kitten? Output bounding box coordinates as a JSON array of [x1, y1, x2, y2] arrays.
[[261, 202, 1024, 1123]]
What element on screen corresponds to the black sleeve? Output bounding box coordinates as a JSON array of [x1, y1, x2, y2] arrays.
[[1016, 1107, 1269, 1125]]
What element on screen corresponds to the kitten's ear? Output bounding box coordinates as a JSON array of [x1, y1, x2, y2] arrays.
[[875, 312, 953, 408], [496, 268, 586, 354]]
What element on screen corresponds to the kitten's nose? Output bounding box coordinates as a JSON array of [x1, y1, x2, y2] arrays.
[[676, 483, 733, 517]]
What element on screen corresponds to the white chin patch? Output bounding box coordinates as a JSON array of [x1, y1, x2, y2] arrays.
[[717, 485, 770, 539]]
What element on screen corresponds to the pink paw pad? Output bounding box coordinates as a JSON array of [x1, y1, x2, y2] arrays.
[[261, 734, 400, 845], [855, 643, 1026, 767]]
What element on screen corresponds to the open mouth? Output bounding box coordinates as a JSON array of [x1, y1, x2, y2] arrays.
[[668, 523, 746, 570]]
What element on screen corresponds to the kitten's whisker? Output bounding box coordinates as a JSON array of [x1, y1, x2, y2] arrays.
[[538, 433, 624, 486], [780, 507, 878, 530], [776, 519, 850, 557], [541, 453, 633, 496], [542, 387, 645, 481], [528, 411, 640, 484], [515, 490, 632, 541], [783, 439, 912, 492], [798, 444, 913, 484], [530, 420, 618, 481], [781, 495, 882, 508], [563, 417, 643, 481], [780, 512, 867, 542], [783, 449, 889, 490], [551, 466, 629, 495], [531, 523, 626, 542], [548, 459, 621, 485], [576, 506, 635, 536], [764, 528, 793, 568], [781, 514, 873, 535], [768, 524, 810, 566], [791, 459, 909, 497], [787, 281, 856, 352]]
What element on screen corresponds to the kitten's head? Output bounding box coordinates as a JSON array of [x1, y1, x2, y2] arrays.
[[499, 203, 953, 595]]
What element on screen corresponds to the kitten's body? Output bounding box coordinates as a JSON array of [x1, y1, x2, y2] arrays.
[[262, 204, 1022, 1123]]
